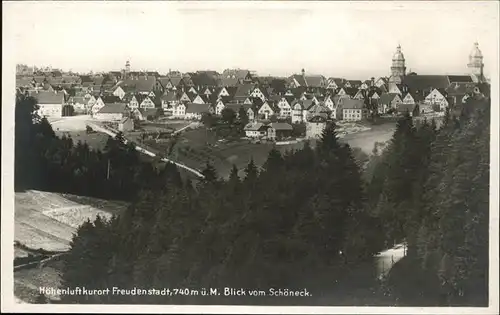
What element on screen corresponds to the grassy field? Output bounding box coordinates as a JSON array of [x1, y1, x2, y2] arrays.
[[142, 127, 305, 179], [55, 130, 110, 151], [142, 122, 396, 179]]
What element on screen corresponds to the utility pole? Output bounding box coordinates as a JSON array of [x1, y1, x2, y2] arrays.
[[107, 159, 110, 180]]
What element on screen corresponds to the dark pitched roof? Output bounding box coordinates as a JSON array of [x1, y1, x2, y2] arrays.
[[185, 103, 211, 114], [102, 95, 122, 104], [30, 90, 65, 104], [347, 80, 363, 87], [378, 93, 401, 105], [97, 103, 128, 114], [161, 91, 178, 102], [402, 75, 451, 93], [304, 75, 326, 88], [234, 83, 255, 98], [447, 75, 474, 84], [268, 122, 293, 131], [290, 74, 307, 87], [341, 99, 364, 109], [343, 87, 359, 97]]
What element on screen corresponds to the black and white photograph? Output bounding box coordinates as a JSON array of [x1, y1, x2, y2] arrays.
[[2, 1, 499, 313]]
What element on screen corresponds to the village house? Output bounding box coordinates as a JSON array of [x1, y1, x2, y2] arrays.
[[327, 78, 346, 90], [94, 103, 128, 121], [184, 103, 211, 120], [267, 122, 293, 141], [68, 96, 89, 113], [31, 90, 65, 118], [250, 86, 269, 102], [341, 99, 367, 121], [161, 91, 180, 112], [172, 103, 187, 118], [290, 100, 308, 124], [424, 88, 449, 111], [112, 85, 126, 100], [306, 103, 331, 121], [306, 114, 328, 139], [378, 93, 403, 114], [192, 94, 210, 105], [91, 96, 106, 115], [118, 117, 134, 132], [396, 103, 418, 117], [257, 101, 276, 120], [375, 77, 388, 88], [244, 122, 269, 138]]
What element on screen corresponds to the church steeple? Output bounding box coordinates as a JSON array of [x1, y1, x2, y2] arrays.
[[468, 42, 484, 82], [389, 44, 406, 84]]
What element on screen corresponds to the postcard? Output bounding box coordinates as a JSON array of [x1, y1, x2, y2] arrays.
[[2, 1, 498, 314]]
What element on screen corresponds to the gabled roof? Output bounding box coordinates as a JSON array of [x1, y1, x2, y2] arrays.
[[222, 69, 251, 81], [185, 103, 211, 114], [221, 77, 239, 87], [161, 91, 178, 102], [304, 75, 325, 88], [402, 75, 451, 93], [290, 74, 307, 87], [268, 122, 293, 131], [347, 80, 363, 87], [244, 122, 266, 131], [378, 93, 401, 105], [403, 92, 424, 102], [97, 103, 128, 114], [234, 83, 255, 98], [340, 99, 365, 109], [30, 90, 65, 104], [447, 75, 474, 84], [102, 95, 122, 104], [169, 76, 183, 87], [343, 87, 359, 97]]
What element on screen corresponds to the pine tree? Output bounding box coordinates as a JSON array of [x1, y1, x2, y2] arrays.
[[244, 158, 258, 183], [201, 161, 218, 183]]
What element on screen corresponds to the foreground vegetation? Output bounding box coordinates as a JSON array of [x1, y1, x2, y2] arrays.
[[15, 91, 489, 305]]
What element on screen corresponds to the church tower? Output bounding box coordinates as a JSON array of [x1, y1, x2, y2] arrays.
[[389, 44, 406, 84], [122, 60, 131, 80], [468, 42, 484, 83]]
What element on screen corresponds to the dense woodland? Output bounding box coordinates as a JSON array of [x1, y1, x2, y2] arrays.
[[14, 91, 490, 305]]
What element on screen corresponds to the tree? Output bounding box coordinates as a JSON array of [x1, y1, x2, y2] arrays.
[[201, 113, 217, 128], [291, 123, 306, 138], [244, 158, 259, 183], [228, 164, 240, 184], [238, 106, 249, 126], [221, 108, 237, 125], [62, 104, 75, 116], [201, 161, 218, 184]]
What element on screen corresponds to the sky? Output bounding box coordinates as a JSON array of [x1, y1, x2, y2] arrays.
[[3, 1, 499, 79]]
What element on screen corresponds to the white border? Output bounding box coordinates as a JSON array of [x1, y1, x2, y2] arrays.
[[2, 1, 499, 314]]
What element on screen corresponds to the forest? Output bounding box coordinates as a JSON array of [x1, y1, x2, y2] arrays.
[[14, 90, 490, 305]]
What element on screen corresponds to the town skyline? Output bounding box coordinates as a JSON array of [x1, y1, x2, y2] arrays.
[[5, 1, 498, 79]]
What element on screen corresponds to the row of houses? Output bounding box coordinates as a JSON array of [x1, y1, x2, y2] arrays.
[[21, 64, 489, 123]]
